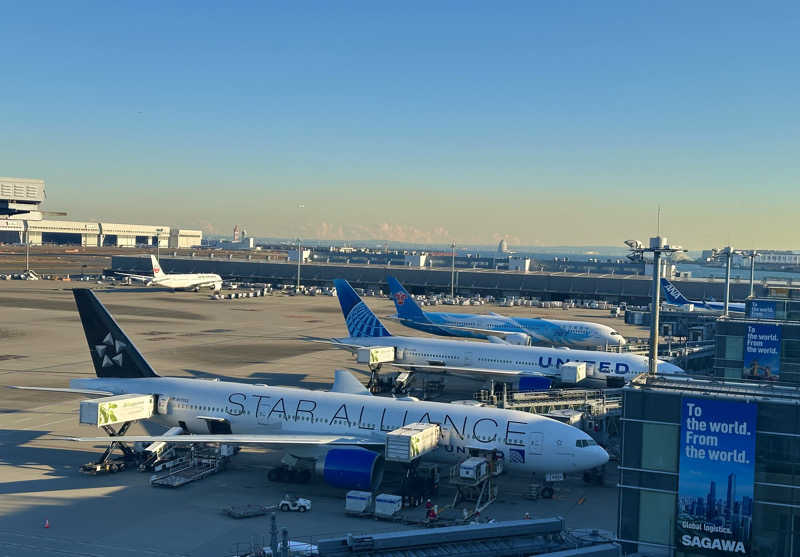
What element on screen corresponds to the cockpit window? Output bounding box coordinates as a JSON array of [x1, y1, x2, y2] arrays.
[[576, 439, 598, 447]]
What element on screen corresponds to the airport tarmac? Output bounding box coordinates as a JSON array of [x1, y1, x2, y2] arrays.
[[0, 282, 630, 556]]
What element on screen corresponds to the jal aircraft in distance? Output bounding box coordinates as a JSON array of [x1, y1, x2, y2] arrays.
[[331, 279, 683, 389], [118, 255, 222, 292], [15, 289, 608, 490], [386, 276, 626, 349], [661, 278, 746, 313]]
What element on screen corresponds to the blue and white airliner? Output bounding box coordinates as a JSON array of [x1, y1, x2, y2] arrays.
[[386, 277, 626, 349], [661, 278, 745, 313], [331, 279, 683, 389]]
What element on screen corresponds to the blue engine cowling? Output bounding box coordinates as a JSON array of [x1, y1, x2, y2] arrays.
[[518, 376, 552, 392], [316, 448, 385, 490]]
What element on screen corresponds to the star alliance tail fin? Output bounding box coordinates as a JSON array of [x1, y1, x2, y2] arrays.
[[73, 289, 160, 378]]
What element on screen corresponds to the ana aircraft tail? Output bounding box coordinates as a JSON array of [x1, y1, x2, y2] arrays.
[[150, 255, 166, 279], [333, 279, 392, 338], [73, 289, 160, 378], [386, 276, 428, 322], [660, 278, 692, 306]]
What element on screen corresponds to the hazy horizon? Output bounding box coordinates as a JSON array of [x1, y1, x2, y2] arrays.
[[2, 3, 798, 250]]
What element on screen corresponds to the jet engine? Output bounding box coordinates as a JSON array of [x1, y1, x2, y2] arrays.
[[486, 336, 508, 344], [504, 333, 531, 346], [315, 448, 385, 490]]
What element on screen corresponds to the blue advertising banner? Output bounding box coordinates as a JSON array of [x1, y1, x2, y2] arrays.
[[749, 300, 777, 320], [677, 398, 756, 555], [743, 324, 781, 380]]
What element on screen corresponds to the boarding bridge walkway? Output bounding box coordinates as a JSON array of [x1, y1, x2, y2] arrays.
[[315, 518, 621, 557]]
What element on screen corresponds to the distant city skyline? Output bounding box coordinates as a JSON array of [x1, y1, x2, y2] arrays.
[[2, 3, 799, 248]]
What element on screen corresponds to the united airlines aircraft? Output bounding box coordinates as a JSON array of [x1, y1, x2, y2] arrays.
[[386, 276, 626, 349], [661, 278, 745, 313], [332, 279, 683, 387], [16, 289, 608, 491], [117, 255, 222, 292]]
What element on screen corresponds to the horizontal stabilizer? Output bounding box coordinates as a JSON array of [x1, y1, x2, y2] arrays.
[[331, 369, 372, 396], [7, 386, 114, 396]]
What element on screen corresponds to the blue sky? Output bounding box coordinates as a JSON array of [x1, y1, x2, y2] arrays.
[[2, 2, 799, 247]]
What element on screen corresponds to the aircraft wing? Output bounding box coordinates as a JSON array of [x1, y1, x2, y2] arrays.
[[188, 280, 221, 288], [392, 362, 553, 380], [114, 272, 153, 283], [60, 433, 385, 447], [436, 324, 518, 339], [382, 315, 516, 340]]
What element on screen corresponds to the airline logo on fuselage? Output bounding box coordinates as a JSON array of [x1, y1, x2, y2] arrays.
[[222, 392, 529, 447]]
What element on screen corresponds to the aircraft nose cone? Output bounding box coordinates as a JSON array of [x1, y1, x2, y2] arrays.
[[592, 446, 610, 468], [657, 361, 685, 374], [616, 336, 627, 346]]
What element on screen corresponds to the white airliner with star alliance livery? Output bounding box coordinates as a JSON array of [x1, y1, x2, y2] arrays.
[[117, 255, 222, 292], [14, 289, 608, 491]]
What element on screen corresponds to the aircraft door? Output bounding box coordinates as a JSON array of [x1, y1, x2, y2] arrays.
[[464, 352, 474, 366]]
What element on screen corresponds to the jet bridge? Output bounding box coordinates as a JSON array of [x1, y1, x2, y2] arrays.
[[314, 518, 623, 557]]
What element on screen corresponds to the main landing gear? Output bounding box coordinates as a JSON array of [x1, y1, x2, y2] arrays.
[[267, 455, 313, 484], [267, 467, 312, 484]]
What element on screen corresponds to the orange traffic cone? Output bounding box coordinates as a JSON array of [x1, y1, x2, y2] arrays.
[[44, 519, 50, 528]]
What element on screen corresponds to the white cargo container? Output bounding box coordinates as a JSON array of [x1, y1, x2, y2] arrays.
[[385, 423, 441, 462], [560, 361, 587, 384], [459, 457, 489, 481], [374, 493, 402, 517], [356, 346, 395, 366], [345, 490, 373, 514], [80, 394, 154, 427]]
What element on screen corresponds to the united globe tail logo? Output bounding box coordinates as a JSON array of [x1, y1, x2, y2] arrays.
[[676, 397, 756, 554]]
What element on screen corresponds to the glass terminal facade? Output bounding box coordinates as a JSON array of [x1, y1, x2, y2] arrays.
[[619, 375, 800, 556]]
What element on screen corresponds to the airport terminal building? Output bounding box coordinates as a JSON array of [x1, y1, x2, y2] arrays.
[[715, 294, 800, 384], [619, 374, 800, 556], [0, 176, 202, 248]]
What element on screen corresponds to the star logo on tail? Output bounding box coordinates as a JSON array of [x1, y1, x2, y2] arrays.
[[95, 332, 127, 368]]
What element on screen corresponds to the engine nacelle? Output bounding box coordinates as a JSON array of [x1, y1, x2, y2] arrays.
[[504, 333, 531, 346], [486, 335, 508, 345], [315, 448, 385, 491]]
